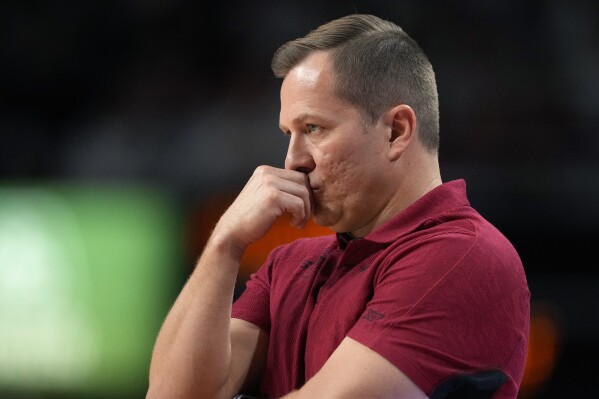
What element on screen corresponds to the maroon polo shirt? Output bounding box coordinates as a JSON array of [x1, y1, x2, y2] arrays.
[[231, 180, 530, 399]]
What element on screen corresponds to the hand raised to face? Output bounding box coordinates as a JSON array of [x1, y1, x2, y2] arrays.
[[213, 165, 313, 255]]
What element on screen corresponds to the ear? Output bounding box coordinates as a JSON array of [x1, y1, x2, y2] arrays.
[[384, 104, 417, 161]]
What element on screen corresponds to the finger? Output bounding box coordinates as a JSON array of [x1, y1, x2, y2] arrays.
[[250, 165, 312, 227], [269, 176, 311, 225], [277, 190, 308, 228], [253, 165, 310, 186]]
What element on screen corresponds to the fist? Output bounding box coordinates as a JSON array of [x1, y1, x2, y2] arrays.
[[214, 165, 313, 252]]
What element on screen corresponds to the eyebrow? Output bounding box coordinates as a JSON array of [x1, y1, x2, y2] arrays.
[[279, 113, 317, 132]]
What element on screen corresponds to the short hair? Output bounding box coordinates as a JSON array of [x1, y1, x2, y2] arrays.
[[272, 14, 440, 152]]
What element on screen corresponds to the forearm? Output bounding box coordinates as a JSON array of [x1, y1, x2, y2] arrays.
[[147, 165, 311, 399], [147, 232, 244, 399]]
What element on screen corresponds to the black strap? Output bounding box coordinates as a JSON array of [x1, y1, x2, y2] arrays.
[[429, 369, 508, 399], [233, 369, 507, 399]]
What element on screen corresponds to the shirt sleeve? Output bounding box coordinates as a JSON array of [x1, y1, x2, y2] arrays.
[[347, 231, 530, 396], [231, 251, 275, 334]]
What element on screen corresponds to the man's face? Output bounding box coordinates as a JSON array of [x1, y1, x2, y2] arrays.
[[279, 51, 394, 236]]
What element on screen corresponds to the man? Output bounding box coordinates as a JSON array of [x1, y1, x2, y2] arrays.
[[147, 14, 530, 399]]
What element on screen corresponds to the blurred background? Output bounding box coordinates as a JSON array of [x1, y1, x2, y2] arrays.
[[1, 0, 597, 397]]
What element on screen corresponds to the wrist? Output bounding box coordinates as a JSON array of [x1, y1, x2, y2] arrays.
[[206, 226, 247, 264]]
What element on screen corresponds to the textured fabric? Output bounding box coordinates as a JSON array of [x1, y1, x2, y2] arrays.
[[231, 180, 530, 399]]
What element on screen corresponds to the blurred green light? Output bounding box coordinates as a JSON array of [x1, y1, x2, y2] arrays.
[[0, 184, 180, 396]]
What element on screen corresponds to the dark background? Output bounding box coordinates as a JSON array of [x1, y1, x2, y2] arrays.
[[1, 0, 598, 397]]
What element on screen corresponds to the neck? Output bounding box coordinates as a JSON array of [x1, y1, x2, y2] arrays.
[[399, 147, 442, 205], [351, 150, 441, 238]]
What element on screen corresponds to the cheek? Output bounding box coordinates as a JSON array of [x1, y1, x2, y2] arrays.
[[321, 149, 360, 196]]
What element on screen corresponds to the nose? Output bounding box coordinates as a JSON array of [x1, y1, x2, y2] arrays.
[[285, 133, 315, 174]]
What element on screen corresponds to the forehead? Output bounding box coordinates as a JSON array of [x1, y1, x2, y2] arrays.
[[289, 60, 322, 86], [285, 50, 332, 83], [279, 52, 352, 126]]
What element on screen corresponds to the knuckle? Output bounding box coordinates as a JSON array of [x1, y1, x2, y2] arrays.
[[254, 165, 270, 176], [264, 188, 279, 203]]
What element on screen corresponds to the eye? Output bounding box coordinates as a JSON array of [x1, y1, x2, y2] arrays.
[[306, 124, 319, 133]]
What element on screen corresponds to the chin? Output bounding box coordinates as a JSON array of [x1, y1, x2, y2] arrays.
[[312, 210, 335, 229], [312, 212, 347, 233]]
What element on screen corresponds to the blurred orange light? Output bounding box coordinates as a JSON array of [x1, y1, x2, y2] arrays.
[[519, 301, 560, 397], [240, 213, 332, 278]]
